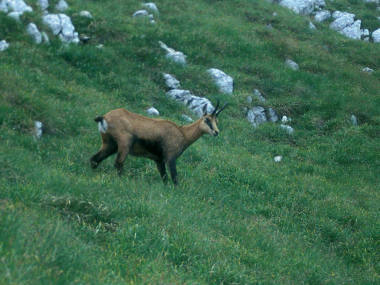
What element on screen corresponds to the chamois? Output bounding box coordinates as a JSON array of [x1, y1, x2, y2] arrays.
[[90, 102, 227, 185]]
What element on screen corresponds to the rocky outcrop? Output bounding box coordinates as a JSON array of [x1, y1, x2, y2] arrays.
[[158, 41, 187, 65], [163, 73, 181, 89], [279, 0, 325, 15], [207, 68, 234, 94], [0, 0, 33, 14], [372, 29, 380, 43], [247, 106, 267, 127], [42, 14, 79, 44]]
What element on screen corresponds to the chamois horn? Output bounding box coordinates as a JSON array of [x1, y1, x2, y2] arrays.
[[211, 100, 220, 116]]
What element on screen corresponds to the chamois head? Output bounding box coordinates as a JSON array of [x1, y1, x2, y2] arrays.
[[199, 101, 228, 137]]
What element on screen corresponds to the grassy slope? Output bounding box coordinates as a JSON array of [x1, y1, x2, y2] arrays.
[[1, 0, 379, 283]]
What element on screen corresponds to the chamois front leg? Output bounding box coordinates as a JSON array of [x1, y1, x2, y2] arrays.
[[114, 135, 133, 175], [155, 159, 168, 184], [168, 159, 178, 185], [90, 135, 117, 169]]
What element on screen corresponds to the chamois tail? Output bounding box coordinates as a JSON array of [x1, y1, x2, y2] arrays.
[[94, 116, 108, 133]]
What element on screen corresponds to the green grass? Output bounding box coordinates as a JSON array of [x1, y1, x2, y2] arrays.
[[1, 0, 379, 283]]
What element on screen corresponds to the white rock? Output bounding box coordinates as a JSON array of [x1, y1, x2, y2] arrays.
[[274, 156, 282, 162], [280, 124, 294, 134], [281, 115, 291, 123], [96, 44, 104, 49], [330, 12, 355, 31], [309, 21, 316, 30], [142, 2, 158, 14], [133, 9, 149, 17], [279, 0, 325, 15], [273, 12, 278, 16], [146, 107, 159, 116], [2, 0, 32, 14], [247, 106, 267, 128], [268, 108, 278, 122], [158, 41, 187, 65], [37, 0, 49, 10], [0, 40, 9, 51], [207, 68, 234, 94], [362, 67, 374, 73], [43, 14, 79, 44], [181, 114, 193, 122], [163, 73, 180, 89], [166, 89, 214, 117], [285, 59, 299, 70], [56, 0, 68, 12], [361, 29, 369, 37], [26, 23, 42, 44], [350, 114, 357, 126], [34, 121, 43, 139], [246, 96, 253, 104], [253, 89, 266, 102], [314, 10, 330, 22], [372, 29, 380, 43], [7, 11, 22, 21], [79, 10, 92, 19], [41, 32, 49, 43], [340, 20, 362, 40]]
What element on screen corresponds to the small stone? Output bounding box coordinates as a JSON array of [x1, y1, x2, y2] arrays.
[[79, 10, 93, 19], [351, 114, 358, 126], [26, 23, 42, 44], [268, 108, 278, 122], [253, 89, 266, 102], [280, 124, 294, 134], [285, 59, 299, 70], [34, 121, 43, 139], [372, 29, 380, 43], [246, 96, 253, 104], [7, 11, 22, 21], [281, 115, 291, 123], [37, 0, 49, 11], [362, 67, 374, 73], [207, 68, 234, 94], [96, 44, 104, 49], [159, 41, 187, 65], [163, 73, 181, 89], [56, 0, 68, 12], [272, 12, 278, 16], [147, 107, 159, 116], [133, 10, 149, 17], [0, 40, 9, 51], [142, 2, 159, 14], [247, 106, 267, 128], [274, 156, 282, 162], [309, 21, 316, 30]]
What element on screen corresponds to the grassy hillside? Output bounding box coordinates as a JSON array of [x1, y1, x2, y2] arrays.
[[1, 0, 379, 283]]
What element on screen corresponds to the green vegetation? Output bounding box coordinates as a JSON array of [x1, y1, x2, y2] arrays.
[[1, 0, 379, 283]]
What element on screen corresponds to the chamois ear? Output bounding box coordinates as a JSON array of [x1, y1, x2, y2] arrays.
[[202, 104, 208, 116], [216, 103, 228, 117]]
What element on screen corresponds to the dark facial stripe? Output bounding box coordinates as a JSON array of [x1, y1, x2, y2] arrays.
[[205, 118, 214, 130]]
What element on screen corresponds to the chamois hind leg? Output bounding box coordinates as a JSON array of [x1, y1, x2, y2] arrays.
[[168, 159, 178, 185], [114, 134, 133, 175], [90, 134, 117, 169], [155, 159, 168, 183]]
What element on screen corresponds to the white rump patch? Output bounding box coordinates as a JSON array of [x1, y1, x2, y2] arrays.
[[98, 119, 108, 133]]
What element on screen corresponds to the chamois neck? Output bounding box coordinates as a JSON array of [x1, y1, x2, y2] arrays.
[[180, 119, 205, 149]]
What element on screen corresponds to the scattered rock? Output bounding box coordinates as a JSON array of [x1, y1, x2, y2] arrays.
[[7, 11, 22, 21], [96, 44, 104, 49], [56, 0, 68, 12], [309, 21, 317, 30], [158, 41, 187, 65], [362, 67, 374, 73], [133, 9, 149, 17], [372, 29, 380, 43], [280, 124, 294, 134], [26, 23, 42, 44], [181, 114, 193, 123], [268, 108, 279, 122], [247, 106, 267, 128], [253, 89, 266, 102], [163, 73, 181, 89], [274, 156, 282, 162], [314, 10, 331, 22], [142, 2, 158, 14], [79, 10, 93, 19], [340, 20, 362, 40], [279, 0, 325, 15], [146, 107, 159, 116], [350, 114, 358, 126], [43, 14, 79, 44], [207, 68, 234, 94], [166, 89, 214, 117], [37, 0, 49, 11], [0, 40, 9, 51], [281, 115, 291, 123], [0, 0, 33, 15], [285, 59, 299, 70], [34, 121, 43, 139], [246, 96, 253, 104], [330, 11, 355, 31]]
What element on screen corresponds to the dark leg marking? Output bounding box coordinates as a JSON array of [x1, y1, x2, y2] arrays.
[[90, 141, 117, 169], [168, 159, 178, 185], [155, 160, 168, 183]]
